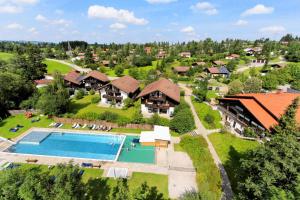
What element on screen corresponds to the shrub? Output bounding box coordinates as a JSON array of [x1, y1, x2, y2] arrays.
[[114, 66, 124, 77], [204, 113, 215, 124], [180, 90, 185, 97], [91, 96, 100, 104], [76, 112, 100, 121], [170, 109, 195, 134], [89, 89, 95, 95], [123, 98, 134, 109], [99, 111, 119, 122], [147, 114, 170, 126], [243, 127, 257, 138], [75, 89, 85, 100], [131, 111, 145, 124]]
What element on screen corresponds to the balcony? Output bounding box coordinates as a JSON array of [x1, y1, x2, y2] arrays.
[[218, 106, 248, 127], [146, 103, 170, 109], [149, 96, 166, 102], [103, 94, 123, 101]]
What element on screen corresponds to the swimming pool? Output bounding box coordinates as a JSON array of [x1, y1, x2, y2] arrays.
[[6, 131, 126, 161]]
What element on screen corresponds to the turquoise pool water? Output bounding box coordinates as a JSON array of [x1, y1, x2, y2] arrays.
[[7, 131, 125, 161]]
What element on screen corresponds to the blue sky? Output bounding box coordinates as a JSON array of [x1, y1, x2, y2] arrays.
[[0, 0, 299, 43]]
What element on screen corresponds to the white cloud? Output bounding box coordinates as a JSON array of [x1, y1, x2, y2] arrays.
[[35, 14, 71, 27], [259, 25, 286, 35], [146, 0, 177, 4], [242, 4, 274, 17], [6, 23, 23, 29], [191, 2, 218, 15], [0, 5, 21, 13], [28, 27, 38, 34], [110, 23, 127, 30], [235, 19, 248, 26], [88, 5, 148, 25], [35, 14, 47, 22], [181, 26, 196, 35]]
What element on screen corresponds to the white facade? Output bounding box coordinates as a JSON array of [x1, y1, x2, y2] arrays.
[[141, 104, 175, 117], [100, 88, 128, 107]]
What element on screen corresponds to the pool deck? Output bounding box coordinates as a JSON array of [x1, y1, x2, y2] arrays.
[[0, 128, 198, 199]]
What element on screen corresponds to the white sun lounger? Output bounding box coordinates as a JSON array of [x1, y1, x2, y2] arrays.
[[72, 123, 77, 128], [82, 124, 87, 129], [49, 123, 55, 127], [57, 123, 64, 128]]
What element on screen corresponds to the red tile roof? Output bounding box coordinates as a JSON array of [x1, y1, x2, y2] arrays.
[[64, 71, 82, 85], [138, 79, 180, 103], [221, 93, 300, 130], [111, 76, 140, 94], [84, 70, 109, 82], [34, 79, 52, 85], [207, 67, 219, 74], [174, 66, 190, 73]]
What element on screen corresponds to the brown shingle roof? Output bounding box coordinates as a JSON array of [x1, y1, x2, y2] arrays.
[[207, 67, 219, 74], [84, 70, 109, 82], [64, 71, 82, 85], [174, 66, 190, 72], [213, 60, 225, 66], [138, 78, 180, 103], [111, 76, 140, 94]]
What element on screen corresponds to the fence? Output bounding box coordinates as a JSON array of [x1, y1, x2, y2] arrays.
[[53, 117, 153, 130], [8, 109, 37, 116]]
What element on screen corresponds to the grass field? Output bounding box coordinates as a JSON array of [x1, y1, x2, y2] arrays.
[[208, 132, 260, 193], [0, 114, 53, 139], [10, 164, 169, 198], [0, 52, 14, 61], [192, 99, 222, 129], [179, 135, 222, 200], [44, 59, 73, 75], [68, 94, 139, 120]]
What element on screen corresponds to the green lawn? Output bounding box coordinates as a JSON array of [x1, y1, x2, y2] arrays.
[[0, 114, 53, 139], [68, 94, 139, 120], [44, 59, 73, 75], [0, 52, 14, 61], [179, 135, 222, 200], [12, 164, 169, 198], [103, 63, 156, 77], [192, 99, 222, 129], [208, 132, 260, 193], [206, 91, 218, 100]]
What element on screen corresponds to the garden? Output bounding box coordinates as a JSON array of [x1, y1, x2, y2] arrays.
[[208, 132, 259, 193], [44, 59, 73, 75]]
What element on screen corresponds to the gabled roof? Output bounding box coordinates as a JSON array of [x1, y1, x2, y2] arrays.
[[207, 67, 220, 74], [64, 71, 82, 85], [137, 78, 180, 103], [219, 66, 230, 74], [174, 66, 190, 73], [213, 60, 225, 66], [111, 75, 140, 94], [84, 70, 109, 82], [221, 93, 300, 130]]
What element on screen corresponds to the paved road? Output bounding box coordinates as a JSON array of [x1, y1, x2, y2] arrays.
[[180, 85, 234, 200]]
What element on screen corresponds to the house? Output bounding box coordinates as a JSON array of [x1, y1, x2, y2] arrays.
[[218, 93, 300, 134], [99, 76, 140, 107], [244, 47, 262, 56], [64, 71, 84, 89], [179, 52, 191, 58], [157, 49, 166, 59], [206, 66, 230, 78], [173, 66, 190, 76], [138, 78, 180, 116], [144, 47, 152, 55], [192, 61, 206, 67], [140, 125, 171, 147], [226, 54, 240, 60], [212, 60, 226, 66], [81, 71, 109, 90], [34, 79, 53, 88]]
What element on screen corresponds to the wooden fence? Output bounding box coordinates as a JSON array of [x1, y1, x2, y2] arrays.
[[53, 117, 153, 130]]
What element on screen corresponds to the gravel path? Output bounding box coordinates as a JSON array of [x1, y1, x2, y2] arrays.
[[181, 85, 234, 200]]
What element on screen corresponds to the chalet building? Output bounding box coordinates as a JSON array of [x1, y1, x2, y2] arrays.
[[173, 66, 190, 76], [225, 54, 240, 60], [244, 47, 262, 56], [212, 60, 226, 66], [138, 79, 180, 116], [81, 71, 109, 90], [179, 52, 191, 58], [144, 47, 152, 55], [64, 71, 84, 89], [99, 76, 140, 107], [157, 49, 167, 59], [218, 93, 300, 134], [192, 61, 206, 67], [206, 66, 230, 78]]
